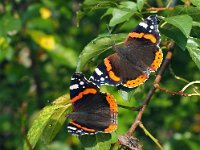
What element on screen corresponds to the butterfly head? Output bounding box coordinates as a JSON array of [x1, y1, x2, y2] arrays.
[[131, 15, 159, 34]]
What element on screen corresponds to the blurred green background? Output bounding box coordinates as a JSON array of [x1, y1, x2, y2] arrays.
[[0, 0, 200, 150]]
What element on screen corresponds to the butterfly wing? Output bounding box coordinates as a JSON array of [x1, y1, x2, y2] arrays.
[[67, 73, 117, 135], [90, 15, 162, 88]]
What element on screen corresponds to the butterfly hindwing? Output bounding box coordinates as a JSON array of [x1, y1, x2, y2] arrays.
[[67, 72, 118, 136]]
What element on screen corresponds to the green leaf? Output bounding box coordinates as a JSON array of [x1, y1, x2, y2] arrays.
[[101, 8, 114, 19], [186, 38, 200, 70], [160, 25, 187, 50], [0, 37, 14, 62], [23, 96, 71, 150], [172, 6, 200, 22], [79, 133, 112, 150], [49, 44, 78, 68], [119, 1, 137, 10], [76, 34, 126, 72], [191, 0, 200, 8], [82, 0, 119, 11], [109, 8, 134, 26], [41, 105, 71, 144], [27, 18, 55, 32], [164, 15, 193, 38], [108, 1, 137, 27], [137, 0, 145, 11], [0, 14, 22, 36]]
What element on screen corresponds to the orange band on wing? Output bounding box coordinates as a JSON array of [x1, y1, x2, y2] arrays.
[[128, 32, 144, 38], [108, 71, 120, 82], [71, 88, 97, 103], [124, 74, 148, 87], [104, 58, 112, 71], [71, 121, 96, 132], [106, 94, 118, 113], [104, 58, 121, 82], [128, 32, 157, 43], [104, 123, 117, 133], [150, 49, 163, 71], [143, 34, 157, 43]]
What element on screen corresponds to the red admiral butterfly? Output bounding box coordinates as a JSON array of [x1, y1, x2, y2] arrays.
[[89, 15, 162, 88], [67, 72, 118, 135]]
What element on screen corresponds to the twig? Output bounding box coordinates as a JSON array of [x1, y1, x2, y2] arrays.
[[181, 81, 200, 92], [154, 84, 188, 96], [118, 104, 140, 111], [169, 65, 190, 83], [139, 122, 164, 150], [127, 41, 175, 136], [147, 7, 174, 11]]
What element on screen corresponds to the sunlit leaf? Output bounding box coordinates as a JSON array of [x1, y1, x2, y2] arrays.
[[186, 38, 200, 70], [41, 105, 72, 144], [191, 0, 200, 8], [119, 1, 137, 10], [23, 97, 71, 150], [79, 133, 112, 150], [109, 8, 134, 26], [164, 15, 193, 38], [137, 0, 145, 11], [109, 1, 137, 27]]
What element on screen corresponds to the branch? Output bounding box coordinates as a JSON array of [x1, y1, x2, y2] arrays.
[[126, 41, 175, 136], [147, 7, 174, 11]]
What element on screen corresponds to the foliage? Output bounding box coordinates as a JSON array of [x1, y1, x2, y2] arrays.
[[0, 0, 200, 150]]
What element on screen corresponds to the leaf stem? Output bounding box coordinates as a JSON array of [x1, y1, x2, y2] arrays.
[[139, 122, 164, 150], [181, 81, 200, 92]]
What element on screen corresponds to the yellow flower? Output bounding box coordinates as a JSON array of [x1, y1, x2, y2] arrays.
[[39, 7, 51, 19], [39, 36, 55, 50]]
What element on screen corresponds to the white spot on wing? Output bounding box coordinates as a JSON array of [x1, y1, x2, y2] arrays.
[[67, 126, 77, 130], [100, 77, 105, 81], [139, 22, 148, 29], [90, 76, 94, 80], [150, 25, 154, 29], [95, 68, 103, 76], [70, 84, 79, 90], [80, 81, 84, 85]]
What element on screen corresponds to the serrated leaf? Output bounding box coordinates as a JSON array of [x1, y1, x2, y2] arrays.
[[79, 133, 111, 150], [186, 38, 200, 70], [76, 34, 126, 72], [24, 96, 71, 150], [164, 15, 193, 38]]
